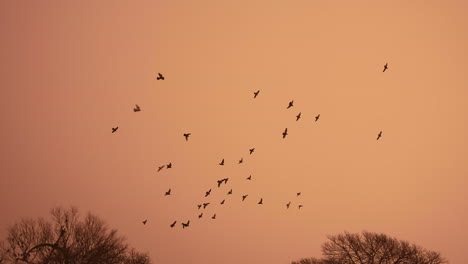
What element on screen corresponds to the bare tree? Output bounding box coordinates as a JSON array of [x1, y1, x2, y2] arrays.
[[0, 206, 150, 264], [292, 231, 447, 264]]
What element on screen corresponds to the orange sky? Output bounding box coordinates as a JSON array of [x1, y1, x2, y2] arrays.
[[1, 1, 467, 263]]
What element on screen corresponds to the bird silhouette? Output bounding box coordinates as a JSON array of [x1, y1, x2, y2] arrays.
[[133, 104, 141, 112], [217, 179, 224, 188], [258, 198, 263, 205], [142, 220, 147, 225], [377, 131, 382, 140], [112, 127, 118, 133], [212, 214, 216, 219], [157, 73, 165, 80], [315, 114, 320, 122], [182, 220, 190, 229], [296, 112, 301, 121], [287, 100, 294, 109], [165, 189, 171, 196], [198, 213, 203, 219], [157, 165, 165, 172], [166, 163, 172, 169], [205, 189, 211, 197], [203, 202, 210, 209], [223, 178, 229, 184], [219, 159, 224, 166], [282, 128, 288, 139], [383, 63, 388, 72], [246, 175, 252, 180], [197, 204, 202, 210], [220, 199, 225, 205], [298, 205, 303, 209], [238, 158, 243, 164], [170, 221, 177, 228], [249, 148, 255, 155], [227, 189, 232, 195], [242, 195, 248, 201], [253, 90, 260, 98], [297, 192, 301, 196], [286, 201, 291, 209], [183, 133, 191, 141]]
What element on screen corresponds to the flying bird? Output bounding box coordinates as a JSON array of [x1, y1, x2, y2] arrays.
[[315, 114, 320, 122], [157, 165, 165, 172], [246, 175, 252, 180], [282, 128, 288, 139], [242, 195, 248, 201], [296, 112, 301, 121], [258, 198, 263, 205], [298, 205, 303, 209], [142, 220, 147, 225], [198, 213, 203, 219], [205, 189, 211, 197], [238, 158, 243, 164], [133, 104, 141, 112], [219, 159, 224, 166], [286, 202, 291, 209], [297, 192, 301, 196], [220, 199, 225, 205], [253, 90, 260, 98], [203, 202, 210, 209], [212, 214, 216, 219], [165, 189, 171, 196], [170, 221, 177, 228], [166, 163, 172, 169], [377, 131, 382, 140], [182, 220, 190, 229], [223, 178, 229, 184], [112, 127, 118, 133], [287, 100, 294, 109], [383, 63, 388, 72], [249, 148, 255, 155], [183, 133, 191, 141], [157, 73, 165, 80], [197, 204, 202, 210], [217, 179, 224, 188], [227, 189, 232, 195]]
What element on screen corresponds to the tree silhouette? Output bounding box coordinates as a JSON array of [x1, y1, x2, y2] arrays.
[[0, 206, 151, 264], [292, 231, 447, 264]]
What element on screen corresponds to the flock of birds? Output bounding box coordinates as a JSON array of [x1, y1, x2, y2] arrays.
[[112, 64, 388, 229]]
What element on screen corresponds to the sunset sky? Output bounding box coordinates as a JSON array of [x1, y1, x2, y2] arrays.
[[1, 0, 467, 263]]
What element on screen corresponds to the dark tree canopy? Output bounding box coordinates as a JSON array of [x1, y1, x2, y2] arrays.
[[292, 231, 447, 264], [0, 206, 151, 264]]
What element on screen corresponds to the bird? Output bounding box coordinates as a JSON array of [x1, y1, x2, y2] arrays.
[[297, 192, 301, 196], [377, 131, 382, 140], [182, 220, 190, 229], [223, 178, 229, 184], [197, 204, 202, 210], [112, 127, 118, 133], [157, 165, 165, 172], [298, 205, 303, 209], [253, 90, 260, 98], [287, 100, 294, 109], [258, 198, 263, 205], [220, 199, 225, 205], [203, 202, 210, 209], [157, 73, 165, 80], [315, 114, 320, 122], [212, 214, 216, 219], [238, 158, 243, 164], [142, 220, 147, 225], [249, 148, 255, 155], [183, 133, 191, 141], [217, 179, 224, 188], [198, 213, 203, 219], [282, 128, 288, 139], [133, 104, 141, 112], [205, 189, 211, 197], [383, 63, 388, 72], [227, 189, 233, 195], [170, 221, 177, 228], [242, 195, 248, 201], [246, 175, 252, 180], [286, 201, 291, 209], [296, 112, 301, 121], [165, 189, 171, 196], [219, 159, 224, 166], [166, 163, 172, 169]]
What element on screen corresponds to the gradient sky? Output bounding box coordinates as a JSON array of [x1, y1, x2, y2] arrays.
[[1, 1, 467, 263]]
